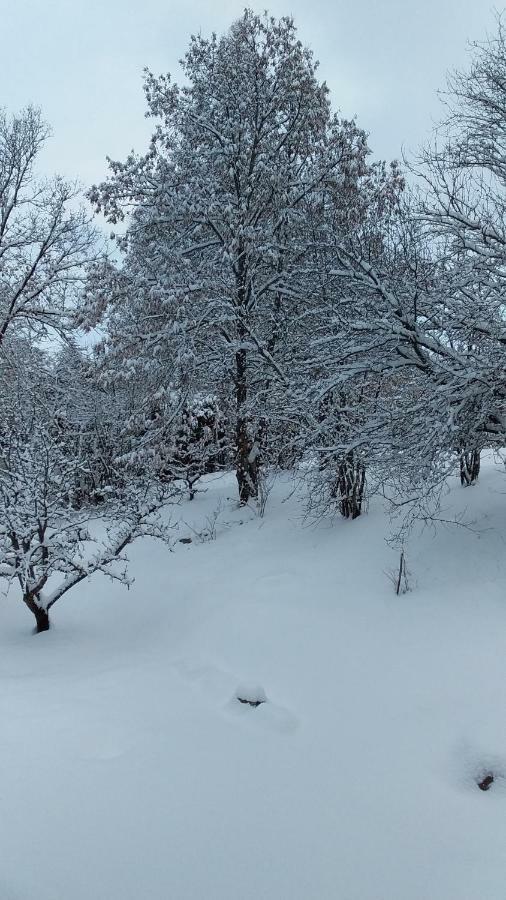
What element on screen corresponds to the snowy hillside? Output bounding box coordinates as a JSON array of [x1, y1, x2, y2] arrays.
[[2, 458, 506, 900]]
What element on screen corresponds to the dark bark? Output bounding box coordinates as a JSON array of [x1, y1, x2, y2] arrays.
[[460, 449, 480, 486], [23, 593, 50, 633], [235, 246, 258, 503], [235, 345, 250, 503], [236, 427, 257, 503], [331, 453, 366, 519]]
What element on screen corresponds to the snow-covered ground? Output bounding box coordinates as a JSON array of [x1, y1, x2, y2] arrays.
[[2, 458, 506, 899]]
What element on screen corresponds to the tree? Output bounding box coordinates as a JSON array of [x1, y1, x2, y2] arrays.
[[301, 195, 458, 521], [0, 342, 174, 633], [290, 161, 404, 518], [305, 7, 506, 513], [88, 10, 373, 503], [168, 394, 229, 499], [0, 109, 181, 635], [0, 107, 97, 349], [51, 341, 134, 507]]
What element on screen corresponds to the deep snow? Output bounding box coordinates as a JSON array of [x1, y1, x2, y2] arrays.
[[2, 460, 506, 899]]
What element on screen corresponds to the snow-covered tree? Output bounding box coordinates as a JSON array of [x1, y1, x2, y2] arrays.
[[0, 342, 175, 633], [303, 9, 506, 511], [167, 394, 229, 499], [290, 161, 404, 517], [88, 10, 374, 503], [0, 108, 180, 634], [0, 107, 97, 349], [50, 341, 135, 507]]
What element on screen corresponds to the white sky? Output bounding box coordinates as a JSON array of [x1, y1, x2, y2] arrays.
[[3, 0, 498, 188]]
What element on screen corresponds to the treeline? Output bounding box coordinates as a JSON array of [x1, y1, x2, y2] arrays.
[[2, 10, 506, 630]]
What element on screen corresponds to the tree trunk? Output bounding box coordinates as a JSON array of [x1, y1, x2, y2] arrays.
[[236, 426, 254, 503], [460, 449, 480, 486], [234, 242, 259, 505], [235, 345, 258, 504], [24, 593, 50, 633], [332, 452, 366, 519]]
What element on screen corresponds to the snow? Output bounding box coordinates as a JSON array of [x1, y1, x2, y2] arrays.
[[2, 460, 506, 899]]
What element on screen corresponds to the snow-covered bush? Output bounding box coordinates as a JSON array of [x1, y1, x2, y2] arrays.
[[0, 344, 176, 634], [167, 395, 230, 499]]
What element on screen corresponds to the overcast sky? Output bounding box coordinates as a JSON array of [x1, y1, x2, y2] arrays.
[[3, 0, 498, 188]]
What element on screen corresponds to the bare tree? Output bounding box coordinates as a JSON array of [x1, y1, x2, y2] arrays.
[[0, 106, 97, 348]]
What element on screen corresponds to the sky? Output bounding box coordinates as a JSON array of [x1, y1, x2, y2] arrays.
[[2, 0, 499, 190]]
